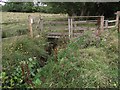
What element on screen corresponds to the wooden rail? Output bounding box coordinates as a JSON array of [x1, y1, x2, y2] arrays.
[[70, 16, 102, 18], [108, 20, 117, 23], [104, 20, 117, 29]]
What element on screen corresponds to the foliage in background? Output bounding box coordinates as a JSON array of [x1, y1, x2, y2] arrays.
[[2, 2, 120, 18], [46, 2, 120, 18], [2, 2, 34, 12]]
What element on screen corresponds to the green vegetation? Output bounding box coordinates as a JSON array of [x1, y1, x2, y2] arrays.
[[32, 30, 118, 88], [2, 35, 48, 88], [1, 12, 118, 88], [2, 2, 120, 18]]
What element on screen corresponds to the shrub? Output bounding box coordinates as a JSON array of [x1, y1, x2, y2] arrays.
[[2, 36, 48, 88]]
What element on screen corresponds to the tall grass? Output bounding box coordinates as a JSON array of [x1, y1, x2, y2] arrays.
[[2, 29, 118, 88], [2, 35, 48, 88], [33, 29, 118, 88]]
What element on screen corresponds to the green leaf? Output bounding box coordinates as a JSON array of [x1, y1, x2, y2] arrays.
[[34, 78, 42, 86], [29, 58, 33, 61]]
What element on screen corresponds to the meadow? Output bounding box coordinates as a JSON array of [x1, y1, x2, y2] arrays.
[[1, 12, 119, 88]]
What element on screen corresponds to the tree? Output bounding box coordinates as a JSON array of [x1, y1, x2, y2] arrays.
[[2, 2, 23, 12], [46, 2, 120, 18], [2, 2, 34, 12], [2, 1, 120, 18], [21, 2, 34, 12]]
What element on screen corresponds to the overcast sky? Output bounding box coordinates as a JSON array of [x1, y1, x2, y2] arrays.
[[0, 0, 7, 5]]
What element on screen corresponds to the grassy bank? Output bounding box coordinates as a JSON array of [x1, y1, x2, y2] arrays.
[[1, 12, 118, 88]]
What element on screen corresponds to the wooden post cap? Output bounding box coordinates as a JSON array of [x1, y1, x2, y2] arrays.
[[115, 11, 120, 15]]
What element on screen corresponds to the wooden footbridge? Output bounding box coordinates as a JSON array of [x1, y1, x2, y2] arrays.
[[28, 12, 120, 39]]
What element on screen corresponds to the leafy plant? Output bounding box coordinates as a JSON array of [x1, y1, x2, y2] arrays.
[[2, 35, 48, 88]]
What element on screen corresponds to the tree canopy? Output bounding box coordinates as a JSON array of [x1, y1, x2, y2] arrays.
[[2, 2, 34, 12], [46, 2, 120, 18], [2, 2, 120, 18]]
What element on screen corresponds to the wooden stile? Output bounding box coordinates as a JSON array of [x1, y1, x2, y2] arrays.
[[29, 14, 119, 39]]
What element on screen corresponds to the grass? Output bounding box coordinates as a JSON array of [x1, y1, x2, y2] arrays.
[[2, 12, 67, 38], [34, 29, 118, 88], [1, 12, 119, 88], [2, 35, 49, 88]]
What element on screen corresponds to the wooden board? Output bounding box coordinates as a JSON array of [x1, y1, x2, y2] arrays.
[[73, 27, 96, 30], [47, 32, 83, 38]]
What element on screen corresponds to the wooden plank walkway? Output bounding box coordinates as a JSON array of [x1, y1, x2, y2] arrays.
[[47, 32, 83, 38]]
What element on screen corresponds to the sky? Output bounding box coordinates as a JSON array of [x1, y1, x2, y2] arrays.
[[0, 0, 47, 6], [0, 0, 7, 5]]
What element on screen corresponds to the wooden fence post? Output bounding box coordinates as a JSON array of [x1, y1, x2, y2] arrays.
[[74, 21, 77, 30], [96, 17, 101, 36], [68, 17, 71, 39], [100, 16, 104, 32], [105, 20, 108, 29], [118, 16, 120, 33], [115, 11, 120, 32], [116, 12, 119, 27], [70, 17, 73, 38], [39, 16, 43, 32], [28, 15, 33, 38]]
